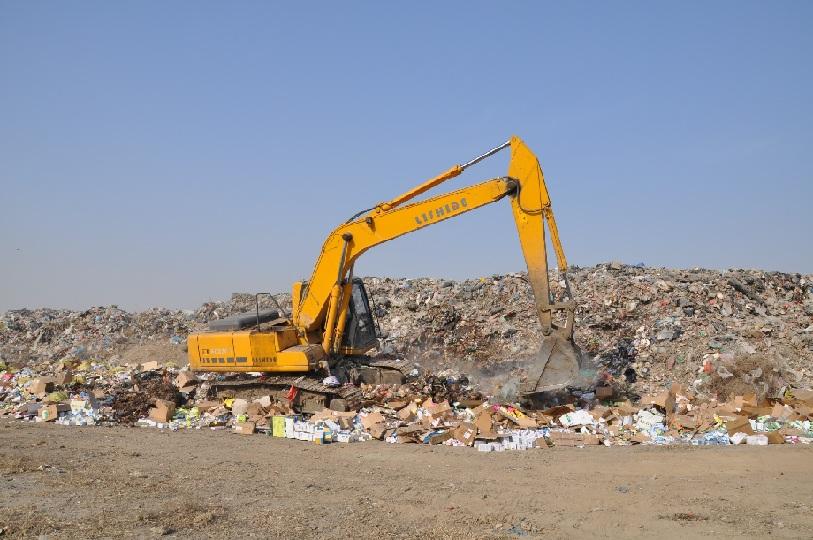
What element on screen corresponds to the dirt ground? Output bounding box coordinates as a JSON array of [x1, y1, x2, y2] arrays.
[[1, 420, 811, 539]]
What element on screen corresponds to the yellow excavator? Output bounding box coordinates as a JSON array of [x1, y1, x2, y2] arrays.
[[188, 135, 582, 411]]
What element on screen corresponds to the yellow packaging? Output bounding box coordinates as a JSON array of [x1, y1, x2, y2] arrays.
[[272, 416, 286, 438]]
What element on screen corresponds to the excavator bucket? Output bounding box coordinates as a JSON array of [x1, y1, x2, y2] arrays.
[[521, 333, 583, 397]]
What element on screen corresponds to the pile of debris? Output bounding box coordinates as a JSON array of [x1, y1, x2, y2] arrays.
[[4, 264, 810, 397], [1, 359, 811, 449], [1, 263, 812, 445], [365, 264, 813, 396]]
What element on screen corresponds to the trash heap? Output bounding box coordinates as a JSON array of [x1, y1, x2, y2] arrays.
[[1, 358, 811, 449], [2, 263, 812, 449], [364, 264, 813, 396], [2, 264, 811, 396]]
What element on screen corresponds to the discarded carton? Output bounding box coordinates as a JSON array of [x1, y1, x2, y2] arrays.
[[53, 371, 73, 386], [533, 438, 550, 449], [475, 412, 498, 439], [29, 378, 54, 397], [671, 414, 699, 430], [140, 361, 161, 371], [235, 421, 255, 435], [766, 431, 785, 444], [176, 370, 198, 391], [548, 431, 600, 447], [258, 395, 273, 408], [428, 430, 453, 445], [397, 403, 418, 421], [426, 400, 452, 417], [149, 399, 176, 423], [452, 422, 476, 446], [246, 402, 262, 417], [725, 416, 754, 436], [368, 422, 388, 440], [595, 385, 614, 400], [394, 424, 425, 443], [771, 403, 793, 421], [70, 397, 98, 413], [39, 404, 59, 422], [196, 400, 222, 412], [791, 389, 813, 404], [360, 411, 385, 430], [649, 391, 676, 413]]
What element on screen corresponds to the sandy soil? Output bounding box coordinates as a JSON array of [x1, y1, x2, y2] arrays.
[[1, 420, 811, 539]]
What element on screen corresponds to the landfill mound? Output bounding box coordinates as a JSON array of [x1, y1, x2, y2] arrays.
[[2, 263, 811, 396], [1, 263, 812, 450], [365, 264, 813, 397]]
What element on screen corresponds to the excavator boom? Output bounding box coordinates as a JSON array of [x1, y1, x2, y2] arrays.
[[293, 135, 581, 392]]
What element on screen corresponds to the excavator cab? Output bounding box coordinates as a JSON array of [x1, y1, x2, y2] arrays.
[[339, 278, 378, 355]]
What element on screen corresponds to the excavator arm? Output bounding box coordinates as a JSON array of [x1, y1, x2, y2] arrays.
[[293, 136, 580, 392]]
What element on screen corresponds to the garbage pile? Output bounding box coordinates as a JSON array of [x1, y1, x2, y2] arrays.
[[365, 264, 813, 396], [1, 263, 812, 450], [1, 359, 811, 449], [2, 264, 811, 397]]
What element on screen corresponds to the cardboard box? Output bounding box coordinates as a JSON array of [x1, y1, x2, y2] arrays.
[[548, 431, 600, 447], [671, 414, 699, 430], [29, 378, 55, 397], [53, 371, 73, 386], [791, 389, 813, 404], [475, 412, 498, 440], [394, 424, 425, 443], [533, 438, 550, 449], [39, 404, 59, 422], [149, 399, 176, 423], [766, 431, 785, 444], [725, 415, 754, 436], [595, 385, 614, 400], [176, 370, 197, 386], [70, 398, 98, 413], [651, 391, 676, 413], [140, 361, 161, 371], [452, 422, 477, 446], [196, 400, 222, 412], [424, 399, 452, 418], [387, 400, 408, 410], [235, 421, 255, 435], [397, 403, 418, 421], [500, 410, 537, 429], [429, 431, 453, 445], [176, 370, 198, 392], [246, 402, 263, 417], [771, 403, 793, 421], [368, 422, 388, 440], [360, 411, 385, 430]]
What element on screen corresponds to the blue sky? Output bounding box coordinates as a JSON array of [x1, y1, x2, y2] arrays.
[[1, 2, 811, 311]]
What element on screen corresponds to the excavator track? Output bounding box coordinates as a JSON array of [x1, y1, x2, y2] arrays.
[[204, 375, 362, 414], [202, 357, 412, 413], [335, 356, 413, 386]]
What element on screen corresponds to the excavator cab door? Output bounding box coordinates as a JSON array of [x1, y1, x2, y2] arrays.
[[340, 278, 378, 354]]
